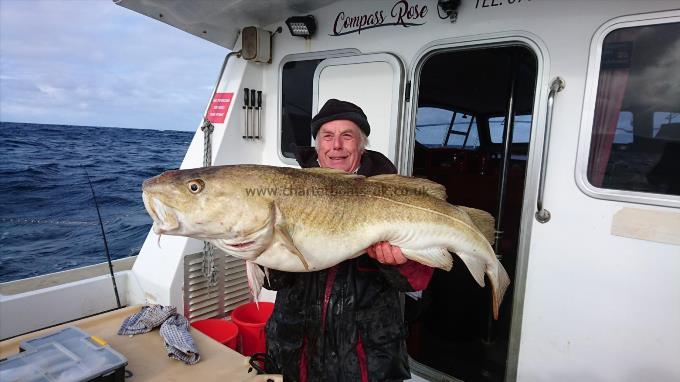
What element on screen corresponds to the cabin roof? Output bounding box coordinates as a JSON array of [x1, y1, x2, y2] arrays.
[[113, 0, 335, 49]]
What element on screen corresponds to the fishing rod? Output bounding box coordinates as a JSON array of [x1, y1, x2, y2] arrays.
[[84, 169, 122, 309]]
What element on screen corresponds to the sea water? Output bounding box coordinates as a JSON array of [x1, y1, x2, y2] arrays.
[[0, 122, 193, 282]]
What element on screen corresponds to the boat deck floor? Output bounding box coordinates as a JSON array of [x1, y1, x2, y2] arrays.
[[0, 305, 281, 381]]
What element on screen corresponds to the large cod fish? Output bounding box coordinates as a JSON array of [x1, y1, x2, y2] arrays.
[[142, 165, 510, 318]]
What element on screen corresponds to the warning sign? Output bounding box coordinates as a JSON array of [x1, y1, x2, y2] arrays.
[[206, 92, 233, 123]]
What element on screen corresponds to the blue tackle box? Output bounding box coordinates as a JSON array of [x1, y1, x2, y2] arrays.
[[0, 327, 127, 382]]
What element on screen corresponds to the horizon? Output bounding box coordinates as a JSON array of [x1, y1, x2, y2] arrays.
[[0, 0, 226, 132], [0, 120, 195, 133]]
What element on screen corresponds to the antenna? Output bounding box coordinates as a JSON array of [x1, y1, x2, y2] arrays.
[[84, 169, 122, 308]]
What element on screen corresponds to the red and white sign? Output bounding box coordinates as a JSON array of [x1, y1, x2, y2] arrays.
[[206, 92, 233, 124]]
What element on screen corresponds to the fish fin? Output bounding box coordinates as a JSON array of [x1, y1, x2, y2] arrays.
[[401, 247, 452, 271], [301, 167, 364, 179], [366, 174, 447, 200], [456, 252, 487, 288], [246, 260, 265, 307], [264, 267, 271, 287], [458, 206, 496, 245], [274, 225, 309, 271], [271, 202, 309, 271]]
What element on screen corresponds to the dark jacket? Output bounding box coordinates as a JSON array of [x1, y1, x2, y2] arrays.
[[265, 147, 433, 382]]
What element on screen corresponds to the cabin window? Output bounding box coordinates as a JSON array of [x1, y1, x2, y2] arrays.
[[489, 114, 532, 144], [587, 22, 680, 196], [280, 59, 323, 158], [415, 107, 479, 148], [613, 111, 634, 144]]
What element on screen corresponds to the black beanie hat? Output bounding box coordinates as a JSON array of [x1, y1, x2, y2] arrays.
[[310, 99, 370, 138]]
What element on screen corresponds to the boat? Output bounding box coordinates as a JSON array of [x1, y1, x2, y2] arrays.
[[1, 1, 679, 380]]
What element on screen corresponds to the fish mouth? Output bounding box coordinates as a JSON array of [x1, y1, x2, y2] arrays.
[[221, 240, 257, 250], [211, 237, 264, 260], [211, 213, 275, 258], [143, 192, 179, 234]]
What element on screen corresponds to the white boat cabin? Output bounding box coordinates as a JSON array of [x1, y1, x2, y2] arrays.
[[2, 1, 679, 381]]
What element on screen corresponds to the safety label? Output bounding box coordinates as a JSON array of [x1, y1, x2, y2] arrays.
[[206, 92, 233, 123]]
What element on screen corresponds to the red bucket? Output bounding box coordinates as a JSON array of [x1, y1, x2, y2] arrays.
[[191, 319, 239, 350], [231, 302, 274, 356]]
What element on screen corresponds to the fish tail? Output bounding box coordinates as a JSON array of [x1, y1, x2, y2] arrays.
[[487, 259, 511, 320], [456, 250, 510, 320]]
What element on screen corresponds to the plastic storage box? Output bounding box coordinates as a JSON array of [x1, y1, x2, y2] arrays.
[[0, 327, 127, 381]]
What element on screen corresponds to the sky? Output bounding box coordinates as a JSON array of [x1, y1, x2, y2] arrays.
[[0, 0, 227, 131]]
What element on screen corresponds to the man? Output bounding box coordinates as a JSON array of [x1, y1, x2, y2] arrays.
[[265, 99, 434, 382]]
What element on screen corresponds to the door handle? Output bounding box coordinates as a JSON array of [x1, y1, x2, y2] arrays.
[[535, 77, 565, 223]]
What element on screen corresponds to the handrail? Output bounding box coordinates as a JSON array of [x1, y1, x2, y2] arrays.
[[535, 77, 565, 223], [201, 49, 241, 286]]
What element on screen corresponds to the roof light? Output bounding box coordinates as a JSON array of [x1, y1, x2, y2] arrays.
[[285, 15, 316, 38]]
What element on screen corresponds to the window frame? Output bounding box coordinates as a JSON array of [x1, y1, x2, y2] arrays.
[[277, 49, 360, 165], [575, 11, 680, 208]]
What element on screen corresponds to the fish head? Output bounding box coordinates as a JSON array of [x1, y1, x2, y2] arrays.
[[142, 166, 276, 259]]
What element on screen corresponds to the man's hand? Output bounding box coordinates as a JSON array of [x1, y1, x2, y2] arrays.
[[366, 242, 408, 265]]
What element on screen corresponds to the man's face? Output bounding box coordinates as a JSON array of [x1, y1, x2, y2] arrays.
[[315, 120, 363, 173]]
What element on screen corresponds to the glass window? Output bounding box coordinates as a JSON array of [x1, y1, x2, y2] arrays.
[[587, 22, 680, 196], [653, 112, 680, 137], [280, 59, 323, 158], [489, 114, 532, 144], [614, 111, 634, 144], [415, 107, 479, 148], [415, 107, 452, 146]]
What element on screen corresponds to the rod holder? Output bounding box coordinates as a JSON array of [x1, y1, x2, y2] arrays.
[[243, 88, 250, 139]]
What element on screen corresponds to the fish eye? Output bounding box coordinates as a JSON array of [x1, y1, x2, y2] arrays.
[[187, 179, 205, 194]]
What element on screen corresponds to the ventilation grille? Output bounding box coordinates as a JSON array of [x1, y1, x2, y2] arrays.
[[183, 249, 250, 322]]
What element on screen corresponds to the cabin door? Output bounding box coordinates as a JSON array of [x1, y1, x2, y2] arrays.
[[406, 45, 538, 381], [313, 53, 405, 163]]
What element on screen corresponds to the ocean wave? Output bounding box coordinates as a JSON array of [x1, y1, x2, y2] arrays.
[[0, 122, 191, 282]]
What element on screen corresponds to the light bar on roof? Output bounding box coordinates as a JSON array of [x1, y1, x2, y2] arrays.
[[285, 15, 316, 38]]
